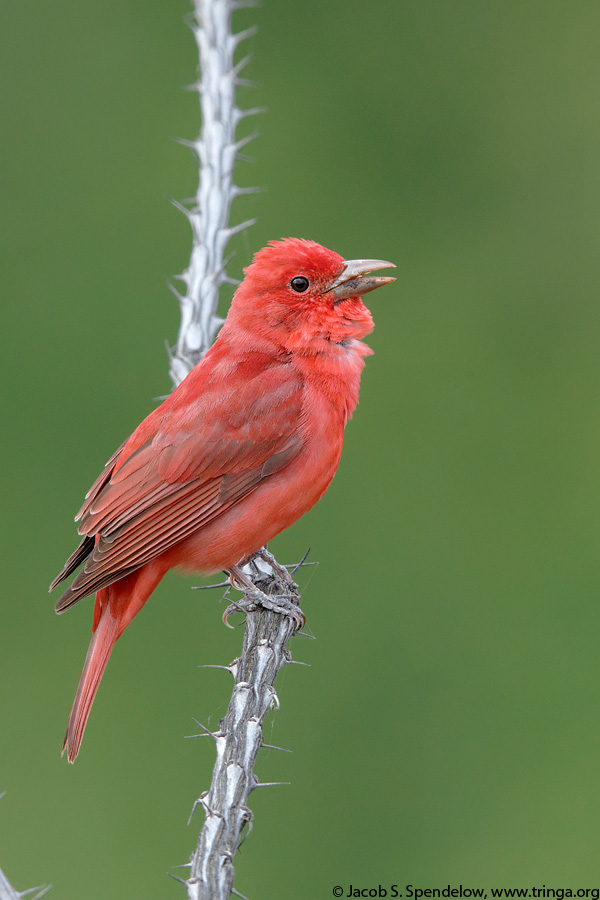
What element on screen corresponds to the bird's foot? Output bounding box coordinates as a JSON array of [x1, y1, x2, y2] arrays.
[[239, 545, 295, 584], [223, 562, 305, 631]]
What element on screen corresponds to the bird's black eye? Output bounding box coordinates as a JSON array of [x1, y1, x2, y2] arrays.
[[290, 276, 310, 293]]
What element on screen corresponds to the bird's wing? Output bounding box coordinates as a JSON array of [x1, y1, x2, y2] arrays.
[[51, 359, 304, 611], [49, 442, 127, 590]]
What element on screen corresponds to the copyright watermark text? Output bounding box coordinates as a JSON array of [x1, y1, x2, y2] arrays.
[[330, 887, 600, 900]]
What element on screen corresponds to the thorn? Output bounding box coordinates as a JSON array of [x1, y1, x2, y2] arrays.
[[223, 217, 257, 238], [191, 718, 220, 741], [164, 278, 185, 304], [182, 10, 197, 30], [0, 791, 5, 801], [232, 54, 253, 78], [295, 631, 316, 640], [187, 792, 212, 826], [217, 249, 237, 274], [236, 106, 267, 122], [172, 270, 189, 283], [192, 580, 230, 590], [168, 195, 193, 219], [288, 547, 317, 576], [174, 136, 197, 150], [261, 743, 292, 753], [167, 873, 189, 886], [230, 25, 258, 49], [231, 888, 253, 900], [187, 797, 202, 826], [197, 664, 234, 672], [237, 827, 252, 852], [233, 132, 258, 153], [171, 863, 192, 869], [285, 659, 311, 666], [232, 184, 263, 198], [215, 268, 237, 288], [20, 888, 52, 900], [252, 781, 291, 789], [221, 273, 242, 286]]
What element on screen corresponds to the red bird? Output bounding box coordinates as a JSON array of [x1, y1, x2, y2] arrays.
[[50, 238, 395, 761]]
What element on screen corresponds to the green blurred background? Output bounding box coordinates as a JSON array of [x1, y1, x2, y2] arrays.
[[2, 0, 600, 896]]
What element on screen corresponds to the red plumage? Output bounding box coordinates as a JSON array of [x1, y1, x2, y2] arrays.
[[50, 238, 395, 761]]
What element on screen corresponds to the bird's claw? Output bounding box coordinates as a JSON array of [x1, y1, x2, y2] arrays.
[[223, 593, 305, 630], [238, 546, 295, 584], [254, 546, 295, 584], [224, 563, 305, 631]]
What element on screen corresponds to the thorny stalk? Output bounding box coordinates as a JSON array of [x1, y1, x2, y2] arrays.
[[0, 869, 19, 900], [0, 875, 50, 900], [184, 574, 304, 900], [171, 1, 305, 898], [168, 0, 260, 388]]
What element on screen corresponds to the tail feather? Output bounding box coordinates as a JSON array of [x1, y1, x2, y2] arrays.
[[63, 607, 120, 763], [61, 559, 169, 762]]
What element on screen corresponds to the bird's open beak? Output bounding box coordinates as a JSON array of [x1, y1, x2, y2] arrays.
[[326, 259, 396, 304]]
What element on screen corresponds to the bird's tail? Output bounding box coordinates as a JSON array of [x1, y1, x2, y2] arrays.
[[61, 559, 169, 762], [62, 591, 120, 763]]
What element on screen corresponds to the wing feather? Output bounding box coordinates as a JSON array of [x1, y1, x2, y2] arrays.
[[52, 355, 305, 613], [75, 441, 127, 522]]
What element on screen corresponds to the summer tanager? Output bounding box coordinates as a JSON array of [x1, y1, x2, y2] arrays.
[[50, 238, 395, 762]]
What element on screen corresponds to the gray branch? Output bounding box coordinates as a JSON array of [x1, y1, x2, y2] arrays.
[[170, 1, 306, 898], [0, 867, 50, 900], [0, 868, 21, 900], [185, 576, 302, 900], [169, 0, 260, 387]]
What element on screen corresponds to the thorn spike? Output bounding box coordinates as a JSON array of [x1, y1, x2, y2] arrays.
[[231, 888, 253, 900], [224, 217, 257, 238], [234, 133, 258, 152], [252, 781, 291, 789], [192, 580, 231, 590], [197, 664, 234, 672], [232, 185, 263, 197], [232, 54, 253, 78], [191, 718, 219, 741], [239, 105, 267, 119], [231, 25, 258, 48]]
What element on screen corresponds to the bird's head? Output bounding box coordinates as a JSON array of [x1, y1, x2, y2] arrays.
[[226, 238, 395, 353]]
